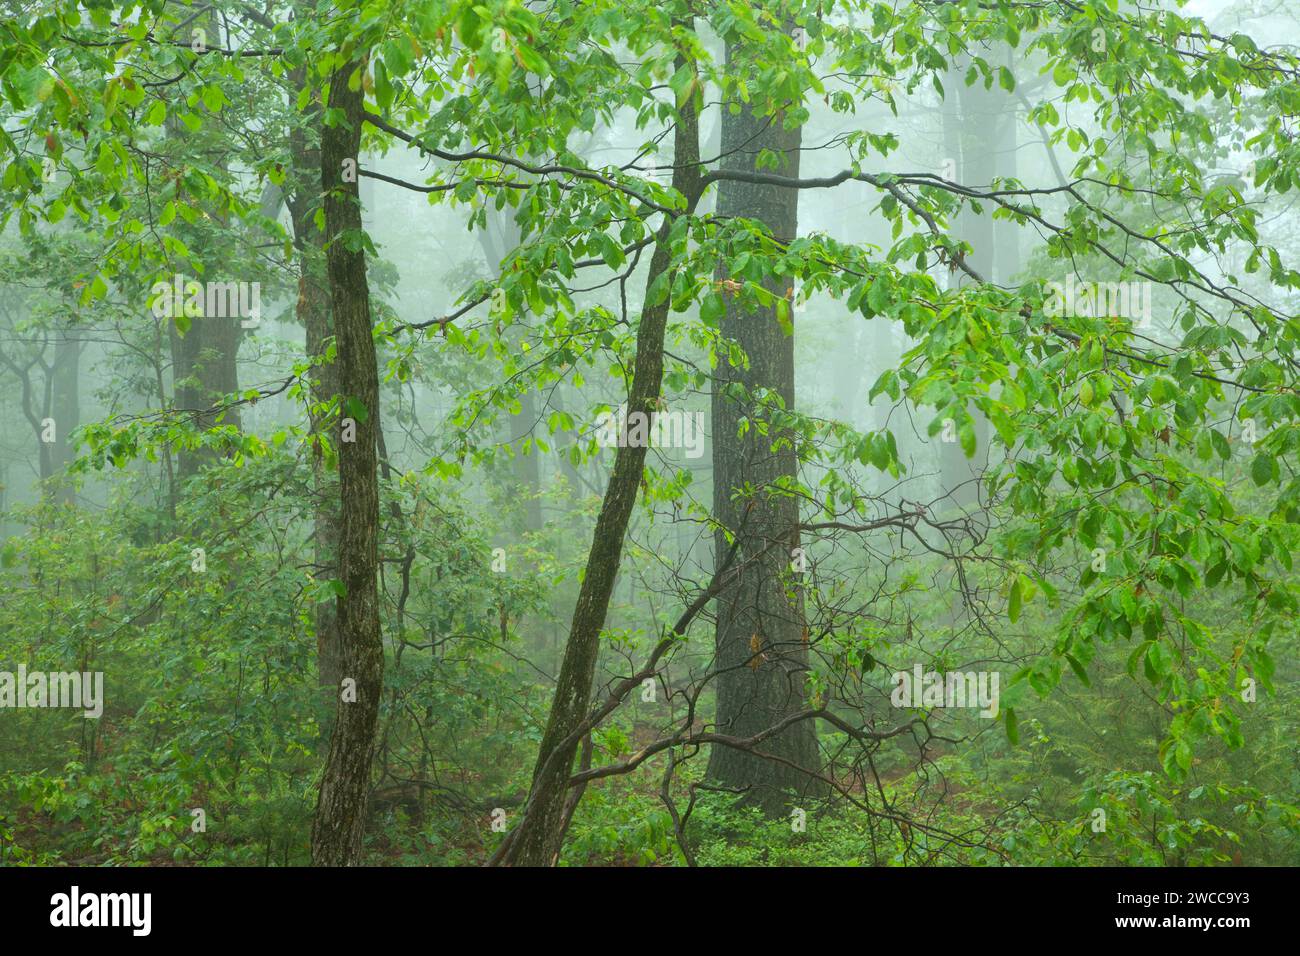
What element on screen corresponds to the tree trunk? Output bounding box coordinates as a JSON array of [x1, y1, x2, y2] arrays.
[[502, 70, 703, 866], [706, 34, 823, 816], [310, 58, 384, 866], [168, 305, 242, 480], [163, 13, 242, 482], [286, 57, 344, 688]]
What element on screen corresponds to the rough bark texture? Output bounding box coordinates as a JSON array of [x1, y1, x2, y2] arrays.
[[503, 80, 702, 867], [286, 59, 343, 688], [707, 36, 823, 816], [310, 60, 384, 867]]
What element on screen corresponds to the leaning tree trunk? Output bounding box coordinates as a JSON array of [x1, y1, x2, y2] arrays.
[[707, 32, 823, 817], [502, 67, 703, 867], [310, 56, 384, 867]]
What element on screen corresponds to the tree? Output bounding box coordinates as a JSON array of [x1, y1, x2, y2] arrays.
[[707, 26, 823, 815], [309, 52, 384, 867], [7, 0, 1300, 871], [284, 50, 345, 688], [499, 48, 705, 867]]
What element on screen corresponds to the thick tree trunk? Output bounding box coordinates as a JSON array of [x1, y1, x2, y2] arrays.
[[707, 35, 823, 816], [163, 16, 242, 483], [502, 74, 702, 867], [168, 306, 242, 480], [310, 58, 384, 866]]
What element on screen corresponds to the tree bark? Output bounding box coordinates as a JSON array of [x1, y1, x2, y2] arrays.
[[707, 33, 824, 816], [502, 70, 703, 866], [285, 56, 344, 688], [163, 10, 242, 482], [310, 57, 384, 866]]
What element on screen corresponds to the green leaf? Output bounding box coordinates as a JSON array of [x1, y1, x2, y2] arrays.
[[1251, 452, 1275, 486], [700, 292, 725, 326], [1065, 653, 1091, 687], [958, 417, 976, 458], [344, 396, 370, 424], [867, 277, 891, 313]]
